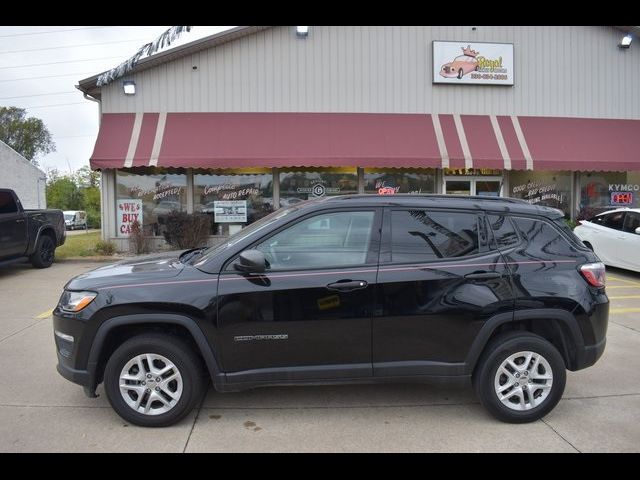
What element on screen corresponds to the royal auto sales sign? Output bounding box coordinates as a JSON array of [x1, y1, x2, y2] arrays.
[[433, 41, 514, 86]]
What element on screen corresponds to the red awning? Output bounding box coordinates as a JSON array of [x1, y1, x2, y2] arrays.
[[89, 112, 640, 172]]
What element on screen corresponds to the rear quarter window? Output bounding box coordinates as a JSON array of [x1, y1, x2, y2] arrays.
[[512, 217, 583, 256]]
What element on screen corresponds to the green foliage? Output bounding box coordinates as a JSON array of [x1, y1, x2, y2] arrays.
[[95, 240, 117, 256], [75, 166, 101, 188], [564, 219, 577, 230], [46, 176, 83, 210], [0, 106, 55, 164], [86, 210, 101, 229], [162, 211, 210, 250]]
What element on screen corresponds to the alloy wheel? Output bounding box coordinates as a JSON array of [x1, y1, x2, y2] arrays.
[[494, 351, 553, 411], [119, 353, 183, 416]]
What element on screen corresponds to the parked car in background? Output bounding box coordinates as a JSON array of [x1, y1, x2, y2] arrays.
[[64, 211, 88, 230], [54, 195, 608, 427], [0, 188, 66, 268], [574, 208, 640, 273]]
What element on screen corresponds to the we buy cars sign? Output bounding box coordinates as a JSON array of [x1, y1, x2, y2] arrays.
[[117, 199, 143, 236]]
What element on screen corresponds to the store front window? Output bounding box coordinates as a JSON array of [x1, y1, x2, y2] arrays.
[[116, 168, 187, 237], [578, 171, 640, 220], [279, 168, 358, 206], [363, 168, 436, 195], [509, 170, 572, 217], [194, 169, 274, 236]]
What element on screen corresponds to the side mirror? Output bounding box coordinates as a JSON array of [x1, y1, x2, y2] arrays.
[[234, 250, 266, 274], [636, 227, 640, 235]]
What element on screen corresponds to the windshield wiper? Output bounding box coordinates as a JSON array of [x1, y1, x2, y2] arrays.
[[179, 247, 208, 264]]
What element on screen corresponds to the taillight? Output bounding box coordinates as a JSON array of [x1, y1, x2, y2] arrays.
[[580, 262, 606, 288]]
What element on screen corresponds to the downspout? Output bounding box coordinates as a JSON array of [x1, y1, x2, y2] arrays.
[[79, 88, 106, 240]]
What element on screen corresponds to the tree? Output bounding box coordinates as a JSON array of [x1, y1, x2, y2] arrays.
[[46, 176, 83, 211], [75, 165, 101, 188], [0, 106, 55, 165]]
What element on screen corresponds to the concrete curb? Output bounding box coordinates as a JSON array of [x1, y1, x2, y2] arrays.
[[57, 256, 125, 263]]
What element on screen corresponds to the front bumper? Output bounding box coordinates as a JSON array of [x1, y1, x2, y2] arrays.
[[53, 309, 98, 397]]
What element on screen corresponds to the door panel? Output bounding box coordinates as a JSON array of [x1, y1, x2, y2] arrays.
[[0, 191, 27, 258], [373, 209, 514, 375], [217, 267, 377, 375], [216, 209, 381, 379], [621, 212, 640, 271]]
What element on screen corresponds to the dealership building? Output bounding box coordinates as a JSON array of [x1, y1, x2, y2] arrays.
[[77, 25, 640, 250]]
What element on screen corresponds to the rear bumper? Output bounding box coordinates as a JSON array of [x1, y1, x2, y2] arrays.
[[574, 337, 607, 371]]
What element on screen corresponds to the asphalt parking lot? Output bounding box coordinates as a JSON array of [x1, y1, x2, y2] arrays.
[[0, 260, 638, 452]]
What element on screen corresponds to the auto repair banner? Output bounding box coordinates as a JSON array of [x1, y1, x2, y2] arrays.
[[433, 41, 514, 86]]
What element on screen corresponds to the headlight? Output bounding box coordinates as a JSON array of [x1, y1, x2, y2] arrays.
[[59, 291, 97, 313]]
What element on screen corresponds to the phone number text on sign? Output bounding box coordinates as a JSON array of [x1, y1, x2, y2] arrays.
[[470, 73, 509, 80]]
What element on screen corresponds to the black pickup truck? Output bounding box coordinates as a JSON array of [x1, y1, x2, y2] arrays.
[[0, 188, 66, 268]]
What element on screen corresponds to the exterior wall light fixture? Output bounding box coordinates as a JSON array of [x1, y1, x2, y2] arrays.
[[296, 26, 309, 38], [619, 34, 632, 49], [123, 80, 136, 95]]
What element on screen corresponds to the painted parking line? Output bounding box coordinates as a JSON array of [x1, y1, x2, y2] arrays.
[[606, 285, 640, 289], [35, 308, 53, 320], [607, 276, 640, 287], [608, 295, 640, 300], [610, 308, 640, 314]]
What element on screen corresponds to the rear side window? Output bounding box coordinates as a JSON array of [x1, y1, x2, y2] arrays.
[[623, 212, 640, 233], [391, 210, 480, 263], [487, 215, 519, 249], [0, 191, 18, 214], [512, 217, 576, 256]]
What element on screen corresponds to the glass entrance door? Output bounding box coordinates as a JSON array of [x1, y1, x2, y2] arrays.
[[444, 177, 503, 197]]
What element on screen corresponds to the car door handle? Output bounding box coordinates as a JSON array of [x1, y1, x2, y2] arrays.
[[16, 219, 25, 223], [326, 280, 368, 292], [464, 271, 502, 280]]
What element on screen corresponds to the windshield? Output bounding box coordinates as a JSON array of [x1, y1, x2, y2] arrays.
[[192, 204, 303, 266], [64, 214, 74, 221]]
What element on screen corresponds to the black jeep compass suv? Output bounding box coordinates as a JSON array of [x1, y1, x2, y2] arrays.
[[53, 195, 608, 427]]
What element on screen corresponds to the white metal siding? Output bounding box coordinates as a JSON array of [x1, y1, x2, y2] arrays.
[[101, 25, 640, 119], [0, 142, 46, 209]]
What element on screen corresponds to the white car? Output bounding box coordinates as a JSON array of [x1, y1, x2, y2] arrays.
[[574, 208, 640, 272]]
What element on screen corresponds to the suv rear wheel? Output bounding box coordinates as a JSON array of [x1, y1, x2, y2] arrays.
[[474, 332, 566, 423], [104, 333, 206, 427]]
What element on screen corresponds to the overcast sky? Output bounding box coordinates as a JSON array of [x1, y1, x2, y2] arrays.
[[0, 26, 235, 174]]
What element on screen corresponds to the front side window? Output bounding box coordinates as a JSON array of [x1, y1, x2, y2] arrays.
[[601, 211, 625, 231], [255, 211, 375, 271], [391, 210, 480, 263]]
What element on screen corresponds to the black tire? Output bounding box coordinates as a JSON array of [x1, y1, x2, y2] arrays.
[[104, 333, 206, 427], [473, 332, 566, 423], [30, 234, 55, 268]]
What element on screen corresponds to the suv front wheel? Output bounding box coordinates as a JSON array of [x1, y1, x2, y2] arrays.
[[474, 332, 566, 423], [104, 333, 206, 427]]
